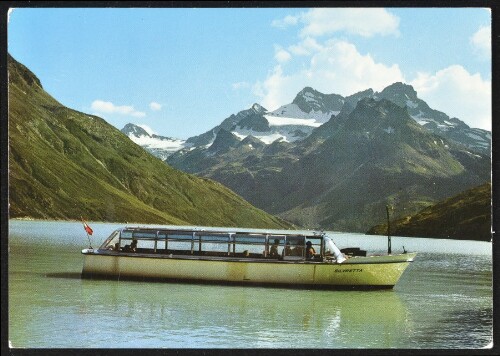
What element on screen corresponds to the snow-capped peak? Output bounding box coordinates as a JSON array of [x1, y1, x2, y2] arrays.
[[251, 103, 266, 113], [121, 123, 187, 160]]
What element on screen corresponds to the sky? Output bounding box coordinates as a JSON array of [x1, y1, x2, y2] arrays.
[[7, 7, 492, 139]]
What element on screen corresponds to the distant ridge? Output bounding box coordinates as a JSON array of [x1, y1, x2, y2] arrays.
[[367, 183, 492, 241]]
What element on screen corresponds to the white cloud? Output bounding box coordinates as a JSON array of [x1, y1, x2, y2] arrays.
[[273, 8, 400, 38], [410, 65, 491, 130], [470, 25, 491, 60], [91, 100, 146, 118], [274, 46, 292, 63], [271, 14, 299, 29], [288, 37, 323, 56], [258, 8, 490, 132], [253, 65, 291, 111], [149, 101, 162, 111], [253, 40, 404, 110]]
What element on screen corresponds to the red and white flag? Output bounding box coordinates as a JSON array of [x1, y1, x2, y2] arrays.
[[82, 220, 93, 235]]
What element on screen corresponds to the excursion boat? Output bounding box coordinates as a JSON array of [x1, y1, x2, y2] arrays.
[[81, 226, 416, 289]]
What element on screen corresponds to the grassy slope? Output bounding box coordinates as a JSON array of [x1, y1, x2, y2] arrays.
[[8, 54, 292, 229], [366, 182, 491, 241]]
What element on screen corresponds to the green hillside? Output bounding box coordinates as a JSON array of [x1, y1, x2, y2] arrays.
[[366, 182, 491, 241], [8, 54, 292, 229]]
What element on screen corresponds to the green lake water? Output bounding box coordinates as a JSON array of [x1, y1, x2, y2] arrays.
[[8, 220, 493, 349]]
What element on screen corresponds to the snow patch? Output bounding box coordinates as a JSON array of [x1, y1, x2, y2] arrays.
[[264, 114, 322, 127], [411, 110, 426, 119], [466, 132, 487, 141], [405, 99, 418, 109], [232, 129, 286, 144], [128, 134, 186, 151], [303, 91, 319, 103], [415, 119, 430, 126], [268, 103, 335, 123]]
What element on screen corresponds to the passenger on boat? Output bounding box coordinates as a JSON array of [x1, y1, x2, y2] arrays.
[[124, 239, 138, 252], [269, 239, 280, 257], [305, 241, 316, 260], [107, 243, 120, 251]]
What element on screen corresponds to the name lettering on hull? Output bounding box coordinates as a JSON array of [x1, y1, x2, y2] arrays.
[[334, 268, 363, 273]]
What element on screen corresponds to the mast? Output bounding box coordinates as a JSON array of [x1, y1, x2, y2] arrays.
[[386, 205, 392, 254]]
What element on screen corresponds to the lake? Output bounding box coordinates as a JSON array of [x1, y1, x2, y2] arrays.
[[8, 220, 493, 349]]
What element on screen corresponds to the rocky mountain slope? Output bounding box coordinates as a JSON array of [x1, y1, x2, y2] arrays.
[[367, 182, 491, 241], [167, 97, 490, 231], [133, 84, 490, 161], [8, 54, 292, 229], [374, 82, 491, 155]]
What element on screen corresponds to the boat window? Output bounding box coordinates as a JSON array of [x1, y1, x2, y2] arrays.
[[283, 236, 305, 257], [233, 234, 268, 256], [305, 237, 322, 255], [132, 231, 156, 239], [107, 228, 325, 259], [198, 233, 231, 253], [100, 230, 121, 250], [126, 231, 156, 250], [158, 232, 193, 251], [265, 235, 285, 258], [137, 238, 156, 250], [121, 230, 133, 239]]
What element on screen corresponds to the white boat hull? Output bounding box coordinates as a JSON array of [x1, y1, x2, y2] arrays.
[[81, 251, 416, 289]]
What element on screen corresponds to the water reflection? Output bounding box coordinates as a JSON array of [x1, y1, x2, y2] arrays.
[[8, 220, 492, 349], [71, 279, 411, 348]]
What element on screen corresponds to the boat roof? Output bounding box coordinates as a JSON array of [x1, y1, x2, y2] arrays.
[[120, 225, 326, 238]]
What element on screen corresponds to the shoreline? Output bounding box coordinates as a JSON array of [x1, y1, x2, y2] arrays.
[[9, 217, 493, 243]]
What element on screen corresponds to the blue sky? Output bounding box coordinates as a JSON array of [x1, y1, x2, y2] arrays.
[[8, 7, 492, 138]]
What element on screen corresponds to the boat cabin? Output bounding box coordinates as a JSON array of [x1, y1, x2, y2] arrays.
[[99, 227, 339, 261]]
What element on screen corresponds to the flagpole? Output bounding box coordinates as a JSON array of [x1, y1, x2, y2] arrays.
[[81, 217, 93, 249], [86, 230, 93, 249]]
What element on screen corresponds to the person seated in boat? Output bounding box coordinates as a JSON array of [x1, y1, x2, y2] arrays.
[[305, 241, 316, 260], [269, 239, 280, 257], [107, 243, 120, 251], [284, 241, 302, 256], [124, 239, 138, 252], [294, 241, 305, 257]]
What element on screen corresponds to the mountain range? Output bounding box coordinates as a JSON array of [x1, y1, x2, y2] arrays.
[[159, 86, 491, 232], [8, 54, 292, 229], [124, 83, 491, 160]]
